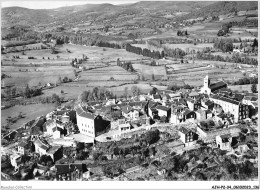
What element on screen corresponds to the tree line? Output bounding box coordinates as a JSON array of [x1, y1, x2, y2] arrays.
[[125, 43, 164, 59], [196, 51, 258, 65], [231, 77, 258, 86], [3, 40, 37, 48], [95, 41, 121, 49], [116, 59, 135, 72], [214, 39, 233, 52], [78, 87, 115, 103]]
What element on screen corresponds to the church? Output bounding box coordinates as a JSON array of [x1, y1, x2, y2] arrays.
[[200, 75, 227, 95]]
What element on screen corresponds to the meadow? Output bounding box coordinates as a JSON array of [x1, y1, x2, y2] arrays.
[[1, 103, 56, 130]]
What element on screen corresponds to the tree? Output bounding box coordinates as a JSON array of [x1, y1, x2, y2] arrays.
[[131, 85, 141, 97], [151, 73, 155, 81], [160, 115, 168, 123], [150, 87, 157, 95], [52, 94, 61, 105], [124, 87, 128, 99], [251, 84, 257, 93], [24, 84, 31, 98], [73, 69, 78, 78], [144, 129, 160, 145], [39, 155, 53, 166], [252, 38, 258, 48]]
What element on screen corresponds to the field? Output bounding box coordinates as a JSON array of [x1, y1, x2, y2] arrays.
[[132, 64, 167, 79], [163, 43, 214, 51], [2, 65, 74, 87], [80, 66, 138, 81], [1, 44, 146, 87], [1, 103, 56, 130], [167, 60, 247, 86], [229, 84, 258, 93]]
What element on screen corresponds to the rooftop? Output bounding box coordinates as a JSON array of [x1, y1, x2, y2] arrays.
[[156, 105, 170, 111], [179, 127, 190, 134], [18, 141, 28, 148], [75, 105, 96, 120], [55, 163, 87, 175], [211, 95, 240, 105], [209, 81, 227, 91]]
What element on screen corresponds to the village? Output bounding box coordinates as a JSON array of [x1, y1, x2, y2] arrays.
[[1, 74, 258, 181]]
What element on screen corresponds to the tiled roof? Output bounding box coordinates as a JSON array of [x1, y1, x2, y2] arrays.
[[189, 91, 199, 97], [45, 119, 55, 126], [52, 126, 63, 132], [211, 95, 240, 105], [121, 105, 133, 114], [209, 81, 227, 91], [75, 106, 96, 120], [186, 98, 195, 103], [220, 134, 231, 139], [179, 127, 190, 134], [183, 109, 192, 116], [156, 105, 170, 112], [233, 94, 244, 101], [219, 96, 240, 105], [34, 139, 50, 151], [205, 100, 214, 106], [47, 146, 61, 154], [129, 101, 147, 107], [205, 110, 212, 114], [87, 101, 103, 106], [148, 101, 159, 108], [55, 163, 87, 175], [152, 94, 161, 100], [18, 141, 28, 148]]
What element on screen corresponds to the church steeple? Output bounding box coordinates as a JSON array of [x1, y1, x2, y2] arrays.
[[204, 75, 210, 88]]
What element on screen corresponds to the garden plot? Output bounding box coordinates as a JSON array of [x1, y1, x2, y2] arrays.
[[132, 64, 167, 78], [79, 66, 138, 81]]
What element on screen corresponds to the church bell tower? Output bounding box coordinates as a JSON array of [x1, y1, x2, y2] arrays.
[[204, 75, 210, 88]]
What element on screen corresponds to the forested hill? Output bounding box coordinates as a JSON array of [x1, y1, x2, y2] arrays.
[[179, 1, 258, 20], [1, 1, 214, 28]]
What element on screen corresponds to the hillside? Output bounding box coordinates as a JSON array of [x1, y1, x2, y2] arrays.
[[180, 1, 258, 20], [1, 1, 214, 28]]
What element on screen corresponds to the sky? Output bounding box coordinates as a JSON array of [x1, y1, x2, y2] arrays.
[[1, 0, 139, 9]]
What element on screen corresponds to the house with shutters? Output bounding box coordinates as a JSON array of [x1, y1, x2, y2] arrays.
[[121, 105, 139, 120], [55, 163, 87, 181], [17, 141, 31, 155], [156, 105, 171, 119], [210, 94, 249, 123], [196, 109, 206, 121], [147, 101, 160, 119], [201, 99, 214, 110], [170, 105, 186, 124], [34, 139, 51, 156], [178, 127, 198, 146], [186, 98, 200, 111], [216, 134, 232, 151], [75, 104, 109, 138]]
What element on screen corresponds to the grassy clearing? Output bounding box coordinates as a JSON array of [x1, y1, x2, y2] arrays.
[[79, 65, 138, 81], [2, 65, 74, 86], [163, 43, 214, 51], [132, 64, 166, 78], [229, 84, 258, 93], [1, 103, 56, 130]]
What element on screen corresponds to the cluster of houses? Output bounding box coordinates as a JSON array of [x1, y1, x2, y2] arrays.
[[73, 75, 257, 145], [5, 74, 258, 181]]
